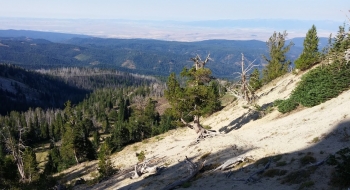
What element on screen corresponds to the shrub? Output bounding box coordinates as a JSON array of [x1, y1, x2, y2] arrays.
[[277, 99, 298, 113], [277, 62, 350, 113], [291, 63, 350, 107], [328, 147, 350, 188], [299, 153, 316, 166]]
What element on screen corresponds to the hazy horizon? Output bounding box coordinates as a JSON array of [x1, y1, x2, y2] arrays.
[[0, 17, 343, 41], [0, 1, 347, 41]]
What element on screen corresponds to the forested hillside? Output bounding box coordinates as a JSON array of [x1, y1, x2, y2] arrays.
[[0, 64, 161, 115], [0, 30, 90, 42], [0, 22, 348, 190], [0, 34, 320, 78], [0, 64, 88, 115]]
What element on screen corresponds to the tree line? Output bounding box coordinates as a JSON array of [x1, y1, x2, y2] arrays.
[[0, 21, 349, 188]]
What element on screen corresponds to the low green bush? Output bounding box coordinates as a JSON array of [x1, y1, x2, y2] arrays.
[[277, 99, 298, 113], [277, 62, 350, 113], [328, 147, 350, 188]]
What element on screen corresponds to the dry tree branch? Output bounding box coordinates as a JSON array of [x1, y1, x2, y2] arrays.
[[232, 158, 272, 183], [162, 156, 206, 190]]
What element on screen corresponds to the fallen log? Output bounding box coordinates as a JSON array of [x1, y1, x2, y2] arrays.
[[181, 117, 223, 145], [214, 156, 245, 171], [162, 156, 205, 190], [232, 158, 271, 183], [130, 156, 165, 179]]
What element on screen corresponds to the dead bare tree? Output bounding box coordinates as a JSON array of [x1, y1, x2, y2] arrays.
[[190, 53, 211, 70], [162, 156, 206, 190], [181, 116, 221, 144], [129, 156, 164, 179], [227, 53, 259, 103], [1, 124, 29, 182], [345, 49, 350, 64]]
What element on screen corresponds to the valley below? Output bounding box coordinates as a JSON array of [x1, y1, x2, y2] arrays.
[[66, 71, 350, 190]]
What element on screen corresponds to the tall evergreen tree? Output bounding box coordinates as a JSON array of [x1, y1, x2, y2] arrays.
[[262, 31, 294, 83], [23, 147, 38, 182], [98, 141, 114, 178], [249, 68, 262, 91], [295, 25, 320, 70], [165, 54, 221, 140]]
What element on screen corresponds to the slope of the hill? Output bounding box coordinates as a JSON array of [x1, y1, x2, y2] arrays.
[[69, 71, 350, 190]]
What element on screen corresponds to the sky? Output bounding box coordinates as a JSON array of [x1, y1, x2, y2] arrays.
[[0, 0, 348, 22], [0, 0, 349, 41]]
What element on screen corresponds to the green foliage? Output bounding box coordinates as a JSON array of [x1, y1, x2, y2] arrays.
[[249, 68, 262, 91], [299, 153, 316, 166], [165, 64, 221, 123], [327, 147, 350, 188], [263, 169, 287, 177], [332, 24, 350, 54], [0, 64, 89, 115], [0, 156, 18, 184], [295, 25, 320, 71], [277, 98, 299, 113], [262, 31, 294, 83], [277, 60, 350, 113], [298, 181, 315, 190], [0, 36, 286, 79], [44, 146, 62, 174], [282, 168, 316, 185], [23, 147, 39, 182], [98, 142, 115, 178], [273, 99, 283, 107], [136, 151, 146, 162]]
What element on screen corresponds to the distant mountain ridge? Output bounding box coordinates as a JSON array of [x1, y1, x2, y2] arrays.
[[0, 30, 328, 78], [0, 29, 90, 42]]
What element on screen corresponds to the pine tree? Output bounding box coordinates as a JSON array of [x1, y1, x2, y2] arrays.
[[249, 68, 262, 91], [295, 25, 320, 70], [329, 24, 350, 65], [164, 73, 183, 119], [165, 54, 221, 140], [98, 142, 114, 178], [23, 147, 38, 182], [262, 31, 294, 83]]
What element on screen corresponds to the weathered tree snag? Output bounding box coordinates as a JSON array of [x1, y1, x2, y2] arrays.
[[191, 54, 211, 70], [129, 156, 164, 179], [1, 125, 29, 182], [181, 116, 221, 143], [345, 49, 350, 64], [232, 158, 271, 183], [227, 53, 258, 104], [162, 156, 205, 190], [214, 156, 246, 171]]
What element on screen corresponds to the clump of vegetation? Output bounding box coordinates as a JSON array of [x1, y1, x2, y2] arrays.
[[200, 152, 211, 160], [98, 142, 115, 178], [262, 31, 294, 83], [276, 25, 350, 113], [136, 151, 146, 162], [299, 153, 316, 166], [327, 147, 350, 188], [181, 181, 192, 188], [281, 168, 316, 185], [277, 98, 299, 113], [294, 25, 320, 71], [276, 161, 287, 167], [272, 154, 283, 162], [298, 181, 315, 190], [263, 169, 287, 177], [254, 156, 277, 167], [311, 137, 320, 143]]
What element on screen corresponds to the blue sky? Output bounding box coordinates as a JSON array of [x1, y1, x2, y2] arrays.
[[0, 0, 348, 22], [0, 0, 348, 41]]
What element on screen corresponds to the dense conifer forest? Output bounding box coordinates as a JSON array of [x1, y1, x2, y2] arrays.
[[0, 22, 349, 189]]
